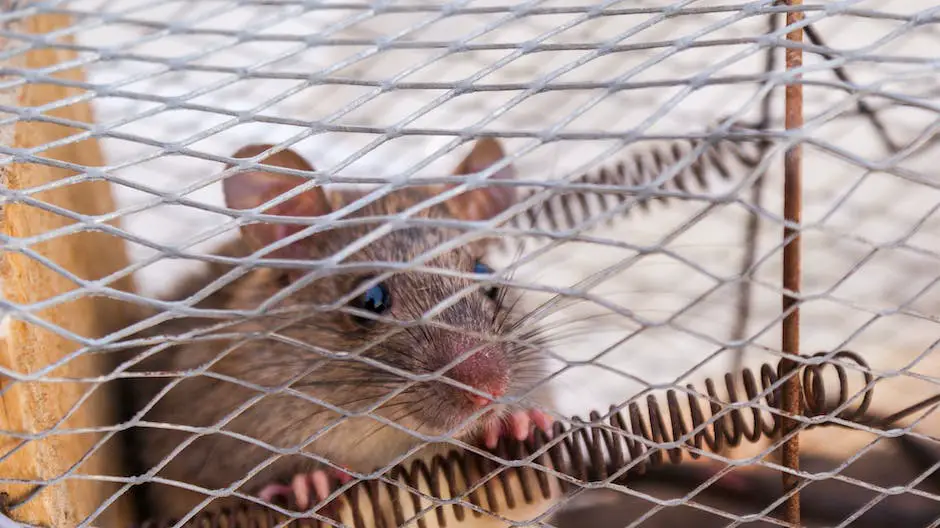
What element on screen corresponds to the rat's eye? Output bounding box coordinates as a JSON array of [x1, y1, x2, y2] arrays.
[[351, 282, 391, 324], [474, 261, 498, 300]]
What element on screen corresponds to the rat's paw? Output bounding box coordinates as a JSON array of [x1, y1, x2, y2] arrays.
[[258, 466, 353, 512], [482, 409, 553, 449]]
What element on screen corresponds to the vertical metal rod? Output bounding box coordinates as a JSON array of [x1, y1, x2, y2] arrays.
[[781, 0, 804, 526]]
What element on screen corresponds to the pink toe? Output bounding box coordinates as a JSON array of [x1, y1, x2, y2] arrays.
[[312, 470, 331, 503], [483, 419, 500, 449], [292, 472, 311, 510], [529, 409, 553, 434], [330, 466, 354, 485], [258, 483, 291, 503], [510, 410, 530, 440]]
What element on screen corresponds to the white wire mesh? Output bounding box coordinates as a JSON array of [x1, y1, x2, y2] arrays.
[[1, 0, 939, 526]]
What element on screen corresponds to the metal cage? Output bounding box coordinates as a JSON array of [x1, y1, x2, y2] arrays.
[[0, 1, 938, 527]]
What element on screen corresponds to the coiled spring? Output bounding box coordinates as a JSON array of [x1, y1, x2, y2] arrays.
[[139, 350, 881, 528], [504, 127, 764, 245]]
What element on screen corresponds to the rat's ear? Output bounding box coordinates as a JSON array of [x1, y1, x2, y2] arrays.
[[445, 138, 517, 221], [223, 144, 332, 253]]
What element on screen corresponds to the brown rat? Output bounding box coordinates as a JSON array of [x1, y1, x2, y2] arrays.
[[126, 139, 554, 519]]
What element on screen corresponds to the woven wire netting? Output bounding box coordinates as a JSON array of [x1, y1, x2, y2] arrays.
[[1, 0, 940, 526]]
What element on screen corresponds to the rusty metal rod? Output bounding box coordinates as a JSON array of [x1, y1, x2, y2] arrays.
[[781, 0, 804, 526]]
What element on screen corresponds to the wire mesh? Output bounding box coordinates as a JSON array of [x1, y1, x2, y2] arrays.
[[1, 0, 939, 526]]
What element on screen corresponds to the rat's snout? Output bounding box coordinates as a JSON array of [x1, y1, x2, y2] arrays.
[[438, 340, 510, 409]]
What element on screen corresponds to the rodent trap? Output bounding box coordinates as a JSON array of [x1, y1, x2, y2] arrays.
[[1, 2, 939, 528]]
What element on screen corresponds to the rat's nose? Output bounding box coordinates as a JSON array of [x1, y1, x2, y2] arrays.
[[442, 342, 509, 408]]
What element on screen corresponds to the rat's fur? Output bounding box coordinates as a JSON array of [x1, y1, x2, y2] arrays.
[[124, 140, 552, 518]]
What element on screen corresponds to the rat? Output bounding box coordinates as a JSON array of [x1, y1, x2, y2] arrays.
[[125, 138, 555, 520]]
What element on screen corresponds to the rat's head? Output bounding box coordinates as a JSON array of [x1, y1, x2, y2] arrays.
[[222, 140, 545, 440]]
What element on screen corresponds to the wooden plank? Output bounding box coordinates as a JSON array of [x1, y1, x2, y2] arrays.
[[0, 11, 138, 527]]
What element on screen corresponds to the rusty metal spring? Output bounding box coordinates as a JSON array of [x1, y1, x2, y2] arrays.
[[504, 126, 764, 246], [135, 350, 885, 528]]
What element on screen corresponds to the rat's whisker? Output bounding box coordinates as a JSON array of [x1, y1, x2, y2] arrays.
[[350, 408, 424, 450]]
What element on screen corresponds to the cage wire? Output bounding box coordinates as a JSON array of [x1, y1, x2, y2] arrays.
[[1, 0, 940, 526]]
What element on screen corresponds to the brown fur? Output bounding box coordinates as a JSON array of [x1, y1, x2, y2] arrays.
[[124, 141, 553, 518]]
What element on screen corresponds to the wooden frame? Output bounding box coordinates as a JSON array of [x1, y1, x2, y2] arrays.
[[0, 11, 137, 527]]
